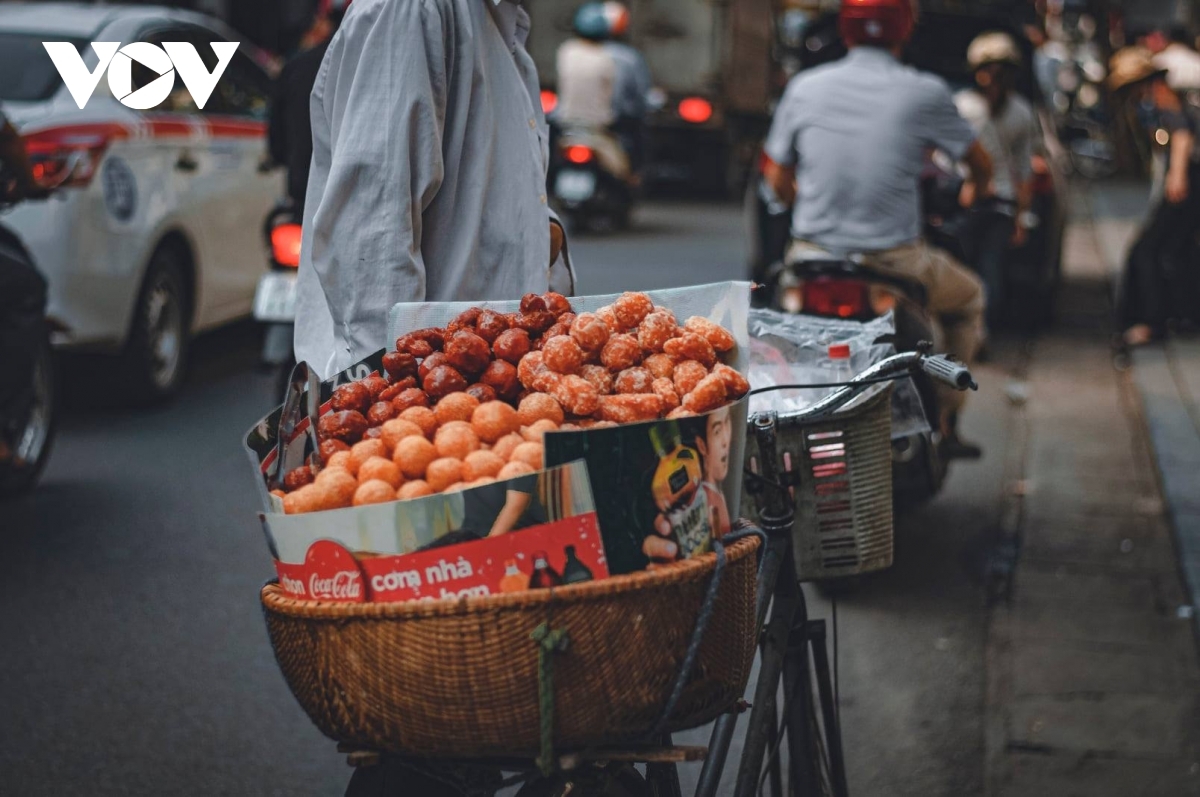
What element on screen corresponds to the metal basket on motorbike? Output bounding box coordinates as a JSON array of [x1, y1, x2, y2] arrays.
[[260, 535, 759, 760], [742, 385, 893, 581]]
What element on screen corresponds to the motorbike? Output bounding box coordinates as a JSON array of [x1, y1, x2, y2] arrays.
[[548, 124, 635, 233], [253, 202, 301, 400]]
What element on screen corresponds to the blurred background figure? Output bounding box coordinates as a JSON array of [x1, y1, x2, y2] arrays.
[[600, 1, 651, 176], [1143, 25, 1200, 92], [1109, 46, 1196, 347], [269, 0, 351, 215], [556, 3, 618, 130]]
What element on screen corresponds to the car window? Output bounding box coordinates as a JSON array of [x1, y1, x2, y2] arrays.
[[0, 34, 86, 102], [132, 27, 205, 114], [207, 50, 271, 120]]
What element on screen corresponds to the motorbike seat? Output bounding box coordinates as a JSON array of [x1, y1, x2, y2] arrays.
[[782, 255, 929, 307]]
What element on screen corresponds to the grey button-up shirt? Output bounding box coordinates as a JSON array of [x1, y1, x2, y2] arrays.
[[295, 0, 572, 377]]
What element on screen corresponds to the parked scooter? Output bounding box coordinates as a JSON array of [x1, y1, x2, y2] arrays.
[[253, 202, 301, 400], [548, 124, 635, 232]]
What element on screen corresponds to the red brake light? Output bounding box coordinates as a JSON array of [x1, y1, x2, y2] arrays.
[[271, 223, 303, 268], [678, 97, 713, 124], [22, 123, 129, 189], [564, 145, 594, 165], [802, 279, 871, 319], [541, 90, 558, 115]]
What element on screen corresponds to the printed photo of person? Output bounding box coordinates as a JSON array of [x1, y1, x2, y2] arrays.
[[417, 474, 548, 552], [695, 405, 733, 539]]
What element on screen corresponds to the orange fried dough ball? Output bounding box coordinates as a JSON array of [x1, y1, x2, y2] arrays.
[[358, 456, 404, 489], [517, 393, 565, 427], [393, 436, 438, 480], [434, 421, 481, 460], [472, 401, 521, 443], [354, 479, 398, 507], [434, 392, 480, 426], [426, 457, 464, 493]]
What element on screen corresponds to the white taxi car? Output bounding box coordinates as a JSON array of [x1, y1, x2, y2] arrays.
[[0, 4, 280, 399]]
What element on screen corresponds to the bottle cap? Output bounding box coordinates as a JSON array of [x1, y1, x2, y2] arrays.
[[829, 343, 851, 359]]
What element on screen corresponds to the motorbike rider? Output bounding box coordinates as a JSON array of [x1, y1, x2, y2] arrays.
[[955, 31, 1036, 332], [762, 0, 994, 459], [601, 1, 651, 174], [268, 0, 351, 215], [0, 109, 49, 468]]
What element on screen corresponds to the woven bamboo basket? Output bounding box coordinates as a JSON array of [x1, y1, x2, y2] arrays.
[[261, 536, 760, 759]]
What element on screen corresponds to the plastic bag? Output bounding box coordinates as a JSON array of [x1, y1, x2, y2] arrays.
[[747, 309, 930, 439]]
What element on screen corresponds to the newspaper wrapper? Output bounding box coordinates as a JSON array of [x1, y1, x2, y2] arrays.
[[388, 281, 752, 575]]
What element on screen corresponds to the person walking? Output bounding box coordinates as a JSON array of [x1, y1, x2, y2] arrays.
[[296, 0, 574, 380], [762, 0, 993, 458]]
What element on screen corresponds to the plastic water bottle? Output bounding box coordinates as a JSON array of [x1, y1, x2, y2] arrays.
[[829, 343, 853, 392]]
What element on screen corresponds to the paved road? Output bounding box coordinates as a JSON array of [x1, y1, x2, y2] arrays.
[[1, 201, 1006, 795]]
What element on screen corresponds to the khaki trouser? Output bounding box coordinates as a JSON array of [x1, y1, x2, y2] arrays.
[[788, 239, 985, 415]]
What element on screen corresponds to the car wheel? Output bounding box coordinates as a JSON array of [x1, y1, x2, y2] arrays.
[[124, 246, 190, 402], [1, 332, 57, 498]]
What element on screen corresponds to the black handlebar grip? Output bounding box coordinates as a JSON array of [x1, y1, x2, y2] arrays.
[[922, 356, 978, 391]]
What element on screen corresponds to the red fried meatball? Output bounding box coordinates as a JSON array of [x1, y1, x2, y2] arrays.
[[480, 360, 521, 400], [318, 410, 369, 444], [475, 310, 510, 343], [330, 381, 372, 414], [493, 328, 533, 364], [423, 365, 469, 400], [444, 330, 492, 376], [542, 335, 585, 375], [601, 334, 643, 372]]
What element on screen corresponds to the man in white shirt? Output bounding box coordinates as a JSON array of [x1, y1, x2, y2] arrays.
[[555, 3, 617, 128]]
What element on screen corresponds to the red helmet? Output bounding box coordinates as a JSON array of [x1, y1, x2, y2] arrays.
[[839, 0, 917, 49]]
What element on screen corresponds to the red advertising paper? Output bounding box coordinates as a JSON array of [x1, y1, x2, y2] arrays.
[[275, 539, 366, 603]]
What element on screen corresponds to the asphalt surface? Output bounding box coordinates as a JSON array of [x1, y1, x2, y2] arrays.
[[1, 200, 1006, 795]]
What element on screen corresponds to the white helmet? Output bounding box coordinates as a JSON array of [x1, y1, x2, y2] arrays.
[[968, 32, 1022, 71]]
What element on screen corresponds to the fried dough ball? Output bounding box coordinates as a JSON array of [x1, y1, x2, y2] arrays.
[[394, 335, 434, 359], [354, 479, 398, 507], [570, 312, 611, 352], [348, 439, 388, 474], [463, 450, 506, 482], [361, 375, 391, 401], [393, 435, 438, 479], [426, 457, 464, 493], [664, 333, 717, 369], [435, 421, 481, 460], [318, 438, 351, 463], [397, 480, 434, 500], [542, 335, 585, 375], [509, 442, 545, 470], [614, 367, 654, 395], [550, 375, 601, 417], [493, 328, 532, 364], [515, 310, 556, 335], [520, 293, 548, 313], [613, 292, 655, 330], [493, 432, 526, 462], [498, 461, 536, 480], [447, 307, 482, 333], [326, 450, 355, 475], [313, 468, 358, 508], [475, 310, 510, 343], [684, 316, 737, 353], [643, 353, 678, 380], [543, 292, 573, 316], [358, 456, 404, 489], [380, 418, 425, 451], [383, 350, 420, 379], [522, 419, 559, 442], [518, 351, 559, 393], [435, 392, 480, 426], [596, 305, 624, 332], [480, 360, 520, 400], [379, 379, 417, 403], [712, 363, 751, 399], [318, 410, 368, 445], [596, 394, 664, 424], [578, 364, 615, 395], [518, 393, 565, 427], [391, 387, 430, 414], [282, 466, 313, 493], [683, 373, 728, 414], [540, 318, 573, 345], [418, 352, 449, 382], [652, 377, 681, 412], [466, 383, 499, 404], [468, 477, 497, 488], [445, 330, 492, 376], [673, 360, 709, 397], [283, 485, 324, 515], [601, 333, 643, 372], [667, 407, 698, 420], [399, 406, 439, 439], [424, 364, 469, 400], [367, 401, 396, 426], [637, 311, 678, 353], [472, 401, 521, 443]]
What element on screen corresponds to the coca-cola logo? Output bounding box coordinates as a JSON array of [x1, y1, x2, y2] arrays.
[[273, 539, 367, 603], [309, 570, 362, 600]]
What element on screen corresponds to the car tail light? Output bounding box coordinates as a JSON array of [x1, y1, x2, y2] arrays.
[[22, 123, 129, 189], [802, 278, 871, 319], [271, 223, 303, 268], [540, 90, 558, 115], [1030, 155, 1054, 195], [678, 97, 713, 124], [564, 144, 594, 165]]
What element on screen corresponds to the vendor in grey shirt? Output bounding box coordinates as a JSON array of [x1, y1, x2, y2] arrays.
[[296, 0, 574, 378]]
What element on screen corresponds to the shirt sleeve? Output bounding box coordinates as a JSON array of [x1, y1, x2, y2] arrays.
[[1014, 103, 1036, 183], [300, 0, 448, 367], [917, 76, 976, 160], [763, 78, 804, 167]]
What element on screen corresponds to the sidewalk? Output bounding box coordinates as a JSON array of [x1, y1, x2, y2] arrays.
[[985, 184, 1200, 795]]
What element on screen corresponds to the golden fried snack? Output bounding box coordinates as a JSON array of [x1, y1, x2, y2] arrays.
[[393, 435, 438, 479], [434, 421, 481, 460], [463, 450, 506, 481], [283, 485, 324, 515], [380, 418, 424, 451], [712, 363, 751, 399], [468, 477, 497, 487], [521, 419, 559, 442], [517, 393, 565, 427], [542, 335, 585, 375], [652, 377, 681, 412], [466, 383, 499, 404], [426, 457, 464, 492], [614, 367, 654, 395], [613, 291, 655, 330], [663, 333, 717, 369], [509, 442, 545, 470], [540, 317, 573, 344], [326, 450, 355, 475], [673, 360, 709, 397], [643, 353, 678, 380], [596, 394, 664, 424], [601, 333, 643, 372], [550, 375, 601, 416], [569, 312, 611, 352], [472, 401, 521, 443], [666, 407, 698, 420], [683, 373, 728, 414], [283, 466, 314, 492], [498, 461, 536, 479], [361, 375, 391, 401], [354, 479, 397, 507], [399, 406, 438, 439], [596, 305, 624, 332], [366, 401, 396, 426], [445, 330, 492, 376], [684, 316, 736, 353], [318, 410, 368, 445], [578, 364, 615, 395], [492, 432, 526, 462], [434, 392, 480, 426], [349, 439, 389, 473], [493, 328, 532, 364], [475, 310, 510, 343], [479, 360, 520, 400], [318, 438, 350, 463], [423, 365, 469, 400], [517, 351, 546, 390], [543, 292, 573, 316], [397, 480, 434, 500], [358, 456, 404, 489], [314, 468, 358, 508], [576, 419, 618, 429], [637, 311, 678, 353]]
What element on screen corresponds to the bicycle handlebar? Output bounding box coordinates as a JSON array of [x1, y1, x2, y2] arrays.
[[921, 355, 978, 391]]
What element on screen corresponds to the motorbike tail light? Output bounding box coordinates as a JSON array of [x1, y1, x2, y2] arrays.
[[540, 90, 558, 115], [564, 145, 594, 165], [22, 123, 129, 189], [678, 97, 713, 124], [802, 278, 871, 319], [1030, 155, 1054, 195], [271, 223, 303, 268]]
